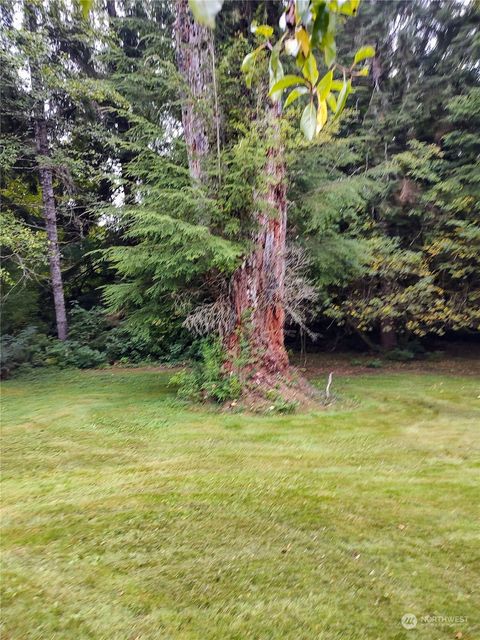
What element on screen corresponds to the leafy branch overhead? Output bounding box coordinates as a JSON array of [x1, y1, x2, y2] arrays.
[[147, 0, 374, 140], [242, 0, 375, 140]]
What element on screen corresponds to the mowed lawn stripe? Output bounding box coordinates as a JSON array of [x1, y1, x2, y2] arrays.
[[1, 369, 479, 639]]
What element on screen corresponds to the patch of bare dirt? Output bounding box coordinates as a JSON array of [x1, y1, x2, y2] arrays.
[[292, 343, 480, 381]]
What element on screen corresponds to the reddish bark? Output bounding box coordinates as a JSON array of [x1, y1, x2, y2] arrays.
[[227, 103, 289, 375], [174, 3, 290, 379], [174, 0, 214, 182]]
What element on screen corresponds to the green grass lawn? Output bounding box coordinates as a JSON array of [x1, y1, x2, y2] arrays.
[[1, 368, 479, 639]]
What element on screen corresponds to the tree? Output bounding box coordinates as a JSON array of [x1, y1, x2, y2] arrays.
[[0, 24, 47, 296], [227, 99, 289, 375], [175, 0, 215, 182], [422, 88, 480, 334], [104, 0, 375, 403], [1, 0, 127, 333], [225, 0, 374, 385], [24, 2, 69, 339], [3, 0, 478, 386], [293, 0, 479, 349], [2, 0, 110, 338]]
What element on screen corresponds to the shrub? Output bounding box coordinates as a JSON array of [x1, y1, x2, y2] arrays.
[[406, 340, 427, 356], [103, 327, 154, 364], [385, 348, 416, 362], [1, 327, 52, 377], [1, 322, 106, 377], [170, 338, 242, 403], [425, 350, 444, 361], [68, 303, 109, 346], [68, 304, 164, 364], [98, 316, 192, 365], [366, 358, 383, 368], [350, 358, 364, 366], [44, 341, 107, 369], [0, 302, 190, 376]]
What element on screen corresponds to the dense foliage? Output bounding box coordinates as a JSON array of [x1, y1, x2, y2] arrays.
[[1, 0, 479, 377]]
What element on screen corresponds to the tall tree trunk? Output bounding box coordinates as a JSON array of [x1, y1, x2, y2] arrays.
[[174, 0, 214, 182], [106, 0, 116, 18], [26, 1, 67, 340], [35, 116, 68, 341], [380, 319, 397, 350], [227, 103, 289, 376], [105, 0, 135, 205], [174, 2, 290, 383], [379, 272, 396, 352]]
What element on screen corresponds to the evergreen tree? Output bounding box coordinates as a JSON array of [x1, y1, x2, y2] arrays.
[[1, 0, 117, 334], [296, 0, 480, 348]]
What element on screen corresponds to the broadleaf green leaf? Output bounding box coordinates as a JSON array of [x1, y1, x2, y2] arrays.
[[296, 28, 310, 57], [354, 45, 376, 65], [241, 51, 255, 73], [284, 85, 308, 108], [317, 70, 333, 101], [324, 36, 336, 67], [356, 67, 369, 77], [311, 2, 329, 47], [269, 54, 285, 102], [334, 79, 351, 119], [331, 79, 344, 91], [316, 98, 328, 133], [326, 92, 337, 112], [339, 0, 355, 16], [350, 0, 361, 14], [300, 102, 317, 140], [302, 52, 319, 85], [241, 46, 264, 74], [80, 0, 93, 18], [269, 75, 308, 97]]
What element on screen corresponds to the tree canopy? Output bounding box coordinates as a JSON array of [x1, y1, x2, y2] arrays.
[[1, 0, 479, 385]]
